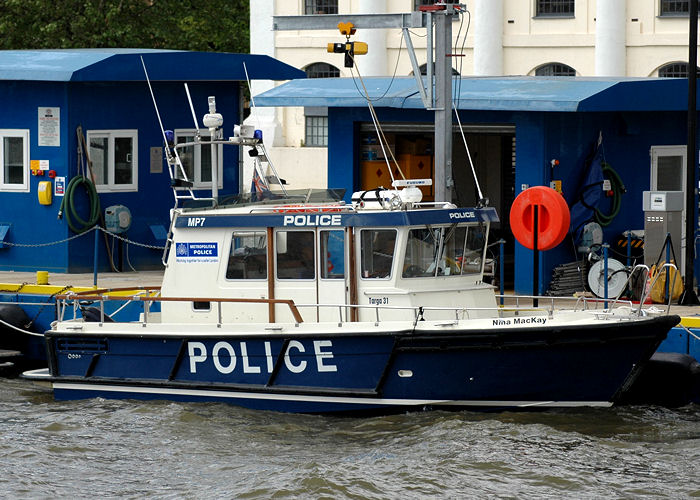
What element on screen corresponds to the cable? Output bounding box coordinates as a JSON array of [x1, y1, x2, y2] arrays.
[[594, 162, 625, 227], [58, 175, 100, 234], [349, 29, 405, 103]]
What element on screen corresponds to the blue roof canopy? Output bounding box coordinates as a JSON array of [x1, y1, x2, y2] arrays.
[[0, 49, 305, 82], [255, 76, 694, 112]]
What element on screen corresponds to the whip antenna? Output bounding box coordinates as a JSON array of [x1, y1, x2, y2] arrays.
[[184, 83, 201, 133], [140, 57, 169, 148], [453, 102, 485, 203]]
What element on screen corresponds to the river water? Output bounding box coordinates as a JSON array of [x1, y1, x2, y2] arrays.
[[0, 377, 697, 499]]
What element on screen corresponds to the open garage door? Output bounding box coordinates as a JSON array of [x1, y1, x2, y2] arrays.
[[358, 122, 516, 287]]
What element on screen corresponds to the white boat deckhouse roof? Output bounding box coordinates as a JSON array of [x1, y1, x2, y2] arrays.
[[254, 75, 695, 112]]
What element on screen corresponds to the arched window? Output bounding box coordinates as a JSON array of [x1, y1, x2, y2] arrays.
[[535, 63, 576, 76], [413, 63, 460, 76], [305, 63, 341, 79], [658, 62, 699, 78]]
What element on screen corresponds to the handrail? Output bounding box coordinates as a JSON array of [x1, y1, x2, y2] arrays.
[[61, 286, 162, 297], [55, 290, 666, 328], [608, 262, 680, 316], [57, 293, 304, 324]]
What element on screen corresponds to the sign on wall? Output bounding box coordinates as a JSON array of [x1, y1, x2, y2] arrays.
[[38, 107, 60, 147]]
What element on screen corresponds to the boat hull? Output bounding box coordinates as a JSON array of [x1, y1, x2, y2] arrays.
[[36, 315, 679, 413]]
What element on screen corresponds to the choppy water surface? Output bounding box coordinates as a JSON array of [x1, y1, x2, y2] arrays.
[[0, 378, 697, 498]]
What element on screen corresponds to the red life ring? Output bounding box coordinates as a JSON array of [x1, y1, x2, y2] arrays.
[[509, 186, 570, 250]]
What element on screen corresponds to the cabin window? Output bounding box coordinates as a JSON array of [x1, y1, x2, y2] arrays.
[[276, 231, 315, 280], [461, 225, 487, 274], [226, 231, 267, 280], [174, 129, 223, 189], [403, 224, 486, 278], [360, 229, 396, 279], [320, 230, 345, 279], [87, 130, 138, 192], [0, 130, 29, 192]]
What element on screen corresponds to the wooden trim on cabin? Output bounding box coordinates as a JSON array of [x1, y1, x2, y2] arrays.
[[267, 226, 275, 323], [347, 227, 358, 322]]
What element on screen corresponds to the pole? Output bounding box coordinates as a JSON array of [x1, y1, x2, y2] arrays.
[[93, 227, 99, 287], [499, 239, 505, 306], [666, 233, 671, 303], [533, 205, 539, 307], [434, 8, 454, 203], [626, 231, 632, 268], [603, 243, 609, 308], [682, 0, 700, 305]]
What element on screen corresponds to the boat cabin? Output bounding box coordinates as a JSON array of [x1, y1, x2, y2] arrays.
[[159, 189, 499, 324]]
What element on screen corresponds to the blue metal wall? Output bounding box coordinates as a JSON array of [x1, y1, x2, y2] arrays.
[[327, 105, 697, 294], [0, 80, 241, 272]]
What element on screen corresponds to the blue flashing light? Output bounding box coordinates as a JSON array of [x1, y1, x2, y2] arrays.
[[164, 130, 174, 146], [254, 129, 263, 140]]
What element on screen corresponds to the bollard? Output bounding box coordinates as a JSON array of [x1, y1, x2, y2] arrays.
[[36, 271, 49, 285]]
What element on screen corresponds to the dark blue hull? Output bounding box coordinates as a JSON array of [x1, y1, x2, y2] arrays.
[[42, 315, 679, 413]]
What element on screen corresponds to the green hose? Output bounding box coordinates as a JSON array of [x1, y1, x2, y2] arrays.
[[58, 175, 100, 233], [594, 162, 625, 227]]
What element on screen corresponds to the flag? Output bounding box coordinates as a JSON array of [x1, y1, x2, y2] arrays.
[[569, 139, 604, 241], [250, 167, 270, 201]]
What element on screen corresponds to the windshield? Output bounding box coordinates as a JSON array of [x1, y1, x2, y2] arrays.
[[402, 224, 486, 278]]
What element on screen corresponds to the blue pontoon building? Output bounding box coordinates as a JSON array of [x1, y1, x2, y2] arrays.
[[0, 49, 303, 273], [256, 76, 699, 296]]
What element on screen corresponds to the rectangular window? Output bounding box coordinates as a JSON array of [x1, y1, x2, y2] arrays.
[[361, 229, 396, 279], [305, 115, 328, 147], [320, 230, 345, 279], [277, 230, 315, 280], [226, 231, 267, 280], [660, 0, 691, 16], [0, 130, 29, 192], [403, 225, 486, 278], [305, 0, 337, 15], [87, 130, 138, 192], [535, 0, 575, 17], [174, 130, 223, 189]]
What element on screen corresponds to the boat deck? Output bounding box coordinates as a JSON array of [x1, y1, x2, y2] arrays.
[[1, 269, 699, 319]]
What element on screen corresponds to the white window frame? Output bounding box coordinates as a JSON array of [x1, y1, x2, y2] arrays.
[[173, 129, 223, 189], [86, 129, 138, 192], [0, 129, 30, 192]]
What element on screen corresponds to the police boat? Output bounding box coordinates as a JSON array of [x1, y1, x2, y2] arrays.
[[22, 89, 679, 413]]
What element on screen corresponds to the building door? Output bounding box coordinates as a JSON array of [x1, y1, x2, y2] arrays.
[[650, 145, 686, 273]]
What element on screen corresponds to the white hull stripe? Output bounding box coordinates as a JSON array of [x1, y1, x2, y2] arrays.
[[52, 382, 612, 408]]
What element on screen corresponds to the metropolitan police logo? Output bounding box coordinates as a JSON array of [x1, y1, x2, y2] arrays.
[[176, 243, 188, 256]]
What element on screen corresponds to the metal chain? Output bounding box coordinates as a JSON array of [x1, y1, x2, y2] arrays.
[[2, 225, 165, 250], [95, 226, 165, 250], [2, 226, 97, 247], [25, 284, 73, 330]]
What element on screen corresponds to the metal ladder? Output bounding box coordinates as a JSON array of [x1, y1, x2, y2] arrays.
[[160, 143, 215, 266]]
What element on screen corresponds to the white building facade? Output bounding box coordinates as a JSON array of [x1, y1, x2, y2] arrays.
[[247, 0, 698, 190]]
